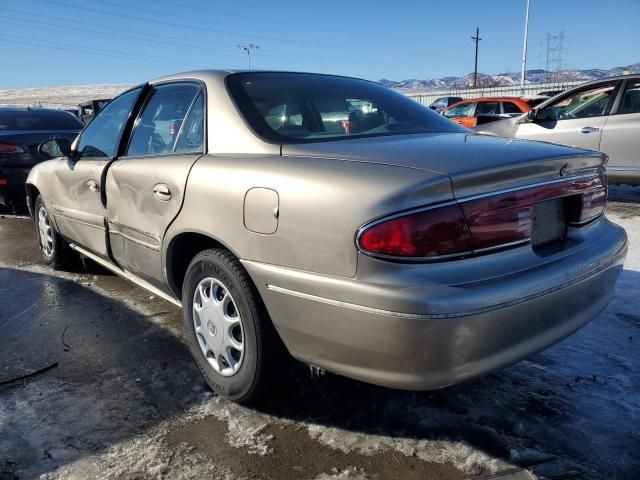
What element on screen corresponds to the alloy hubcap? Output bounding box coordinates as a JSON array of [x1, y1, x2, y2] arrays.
[[37, 206, 54, 258], [192, 277, 244, 376]]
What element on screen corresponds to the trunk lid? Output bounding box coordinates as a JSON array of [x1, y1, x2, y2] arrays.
[[282, 133, 605, 198]]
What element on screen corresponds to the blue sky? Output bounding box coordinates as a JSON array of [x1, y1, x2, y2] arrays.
[[1, 0, 638, 88]]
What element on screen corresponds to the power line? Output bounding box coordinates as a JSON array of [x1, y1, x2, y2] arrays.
[[471, 27, 482, 88], [238, 44, 259, 69]]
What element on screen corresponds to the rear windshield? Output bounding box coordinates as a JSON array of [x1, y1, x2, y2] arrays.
[[226, 72, 464, 143], [0, 110, 83, 131]]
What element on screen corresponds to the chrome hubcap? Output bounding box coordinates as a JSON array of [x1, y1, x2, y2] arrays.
[[37, 206, 54, 258], [192, 277, 244, 376]]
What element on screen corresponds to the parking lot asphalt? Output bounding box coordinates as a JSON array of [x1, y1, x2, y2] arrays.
[[1, 185, 639, 480]]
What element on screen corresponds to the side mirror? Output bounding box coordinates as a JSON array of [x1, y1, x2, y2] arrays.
[[525, 108, 538, 122], [38, 138, 73, 159]]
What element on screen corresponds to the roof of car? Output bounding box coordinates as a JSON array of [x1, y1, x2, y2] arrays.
[[0, 106, 73, 113]]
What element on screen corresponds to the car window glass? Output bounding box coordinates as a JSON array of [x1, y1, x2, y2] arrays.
[[502, 101, 523, 114], [127, 83, 199, 157], [227, 72, 463, 143], [76, 88, 141, 158], [475, 101, 500, 115], [0, 110, 83, 131], [174, 91, 205, 153], [538, 84, 616, 121], [443, 103, 473, 118], [618, 81, 640, 115]]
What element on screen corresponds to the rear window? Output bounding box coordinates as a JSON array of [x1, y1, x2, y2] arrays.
[[0, 110, 83, 131], [226, 72, 463, 143]]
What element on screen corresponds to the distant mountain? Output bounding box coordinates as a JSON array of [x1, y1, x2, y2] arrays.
[[383, 63, 640, 92]]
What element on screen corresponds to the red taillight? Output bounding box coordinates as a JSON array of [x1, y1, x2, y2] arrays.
[[0, 143, 25, 154], [357, 174, 606, 260], [357, 204, 472, 258]]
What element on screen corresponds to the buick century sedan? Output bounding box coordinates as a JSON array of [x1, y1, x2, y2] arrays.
[[27, 70, 627, 403]]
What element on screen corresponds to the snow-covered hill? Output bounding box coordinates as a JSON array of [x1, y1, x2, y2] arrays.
[[381, 63, 640, 92], [0, 83, 135, 109]]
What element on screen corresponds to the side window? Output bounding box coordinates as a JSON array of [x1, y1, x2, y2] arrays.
[[618, 81, 640, 115], [77, 88, 141, 158], [475, 101, 500, 115], [538, 84, 616, 121], [175, 92, 205, 153], [502, 101, 523, 114], [127, 83, 199, 157]]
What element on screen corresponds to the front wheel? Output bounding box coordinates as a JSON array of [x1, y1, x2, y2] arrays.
[[182, 248, 286, 403], [34, 195, 77, 270]]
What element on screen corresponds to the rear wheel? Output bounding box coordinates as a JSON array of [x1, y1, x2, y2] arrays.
[[182, 248, 286, 403], [34, 195, 76, 270]]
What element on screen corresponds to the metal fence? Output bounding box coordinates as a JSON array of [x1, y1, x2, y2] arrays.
[[404, 81, 584, 106]]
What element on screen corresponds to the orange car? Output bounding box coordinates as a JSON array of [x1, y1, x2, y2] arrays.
[[442, 97, 533, 128]]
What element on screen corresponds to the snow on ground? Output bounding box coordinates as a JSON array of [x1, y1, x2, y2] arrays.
[[0, 83, 134, 109]]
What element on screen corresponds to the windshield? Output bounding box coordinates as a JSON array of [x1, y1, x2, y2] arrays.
[[443, 102, 474, 118], [227, 72, 464, 143], [0, 110, 83, 131]]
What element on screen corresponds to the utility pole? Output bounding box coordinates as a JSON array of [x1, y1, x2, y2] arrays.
[[471, 28, 481, 88], [238, 43, 259, 69], [520, 0, 531, 94]]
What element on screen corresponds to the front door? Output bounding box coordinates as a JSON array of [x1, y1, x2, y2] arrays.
[[105, 82, 205, 290], [515, 81, 619, 151], [51, 87, 142, 258], [600, 79, 640, 173]]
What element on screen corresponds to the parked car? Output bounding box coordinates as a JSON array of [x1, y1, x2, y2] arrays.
[[27, 70, 627, 403], [476, 75, 640, 185], [78, 98, 111, 123], [442, 97, 534, 128], [429, 96, 463, 113], [0, 107, 82, 210]]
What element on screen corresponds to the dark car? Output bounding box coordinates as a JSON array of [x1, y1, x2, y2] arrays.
[[429, 96, 463, 113], [0, 107, 82, 210]]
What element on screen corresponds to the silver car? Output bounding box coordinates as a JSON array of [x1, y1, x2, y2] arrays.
[[26, 70, 627, 403], [476, 75, 640, 184]]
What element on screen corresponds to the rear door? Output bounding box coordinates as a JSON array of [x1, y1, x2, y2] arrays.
[[105, 82, 205, 289], [599, 79, 640, 173], [515, 81, 619, 150], [50, 87, 142, 258]]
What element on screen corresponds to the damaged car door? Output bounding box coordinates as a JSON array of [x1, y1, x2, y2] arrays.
[[104, 82, 205, 291], [49, 87, 143, 259]]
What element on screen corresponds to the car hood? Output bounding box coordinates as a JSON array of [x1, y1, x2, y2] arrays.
[[282, 132, 605, 198]]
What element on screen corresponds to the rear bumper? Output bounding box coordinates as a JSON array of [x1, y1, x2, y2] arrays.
[[0, 166, 31, 206], [243, 218, 627, 390]]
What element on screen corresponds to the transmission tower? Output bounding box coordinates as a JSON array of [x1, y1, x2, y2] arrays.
[[545, 32, 567, 82]]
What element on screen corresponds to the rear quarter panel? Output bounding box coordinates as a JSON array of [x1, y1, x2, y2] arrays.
[[164, 154, 453, 278]]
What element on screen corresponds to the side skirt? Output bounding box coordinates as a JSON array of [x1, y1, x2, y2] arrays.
[[69, 242, 182, 308]]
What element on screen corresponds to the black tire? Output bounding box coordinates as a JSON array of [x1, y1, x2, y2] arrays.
[[182, 248, 287, 404], [34, 195, 76, 270]]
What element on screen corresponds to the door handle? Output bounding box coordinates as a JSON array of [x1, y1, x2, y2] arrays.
[[580, 126, 600, 134], [153, 183, 172, 200], [86, 179, 100, 192]]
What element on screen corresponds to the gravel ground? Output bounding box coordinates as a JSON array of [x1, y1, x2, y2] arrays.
[[0, 185, 638, 480]]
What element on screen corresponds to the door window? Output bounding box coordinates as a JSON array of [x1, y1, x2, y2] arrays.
[[76, 88, 141, 158], [502, 101, 523, 114], [538, 84, 616, 121], [443, 103, 473, 118], [475, 101, 500, 115], [617, 81, 640, 115], [127, 83, 200, 157], [174, 92, 205, 153]]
